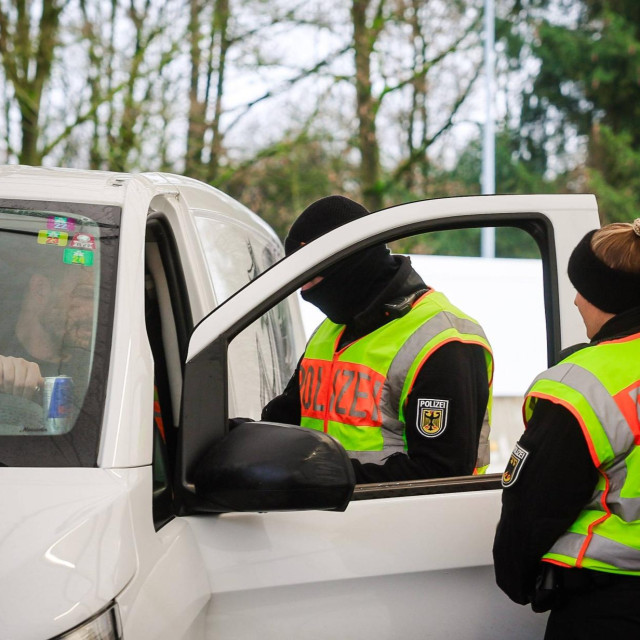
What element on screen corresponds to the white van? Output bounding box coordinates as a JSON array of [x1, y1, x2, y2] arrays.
[[0, 166, 598, 639]]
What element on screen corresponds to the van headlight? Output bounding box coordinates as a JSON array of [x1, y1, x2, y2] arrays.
[[53, 603, 122, 639]]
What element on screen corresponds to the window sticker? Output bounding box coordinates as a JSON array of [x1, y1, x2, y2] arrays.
[[63, 248, 94, 266], [37, 229, 68, 246], [47, 216, 76, 231], [69, 233, 96, 250]]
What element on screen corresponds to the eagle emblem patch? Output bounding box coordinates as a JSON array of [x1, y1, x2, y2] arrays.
[[417, 398, 449, 438], [502, 443, 529, 488]]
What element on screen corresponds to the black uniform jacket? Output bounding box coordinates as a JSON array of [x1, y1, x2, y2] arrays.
[[261, 256, 490, 484], [493, 306, 640, 605]]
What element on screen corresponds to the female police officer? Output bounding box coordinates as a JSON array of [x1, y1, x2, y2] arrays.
[[493, 219, 640, 638]]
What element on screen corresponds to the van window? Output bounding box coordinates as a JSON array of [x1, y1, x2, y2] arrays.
[[0, 201, 120, 467], [228, 293, 302, 416], [193, 212, 301, 416], [193, 212, 282, 304]]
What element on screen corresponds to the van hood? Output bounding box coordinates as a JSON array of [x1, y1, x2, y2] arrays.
[[0, 468, 137, 640]]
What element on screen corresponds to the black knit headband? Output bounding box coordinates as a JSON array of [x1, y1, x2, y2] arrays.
[[568, 229, 640, 314]]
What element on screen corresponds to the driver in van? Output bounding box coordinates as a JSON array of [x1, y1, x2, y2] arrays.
[[0, 263, 94, 403], [260, 195, 493, 483]]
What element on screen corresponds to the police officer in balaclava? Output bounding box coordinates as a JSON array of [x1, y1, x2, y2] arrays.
[[262, 195, 493, 483]]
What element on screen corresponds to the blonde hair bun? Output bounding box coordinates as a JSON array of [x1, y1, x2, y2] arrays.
[[633, 218, 640, 237]]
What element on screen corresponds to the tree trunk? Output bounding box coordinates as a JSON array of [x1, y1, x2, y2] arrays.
[[0, 0, 64, 165], [186, 0, 206, 180], [206, 0, 230, 184], [351, 0, 382, 211]]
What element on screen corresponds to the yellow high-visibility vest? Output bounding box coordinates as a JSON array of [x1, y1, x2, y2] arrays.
[[524, 332, 640, 574], [300, 290, 493, 472]]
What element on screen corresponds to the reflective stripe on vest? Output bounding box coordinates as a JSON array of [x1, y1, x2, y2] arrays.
[[300, 290, 493, 470], [523, 333, 640, 574]]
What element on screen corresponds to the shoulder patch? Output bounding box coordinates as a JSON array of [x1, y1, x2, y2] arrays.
[[502, 443, 529, 488], [416, 398, 449, 438]]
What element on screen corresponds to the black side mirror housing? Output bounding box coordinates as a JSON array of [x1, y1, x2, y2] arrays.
[[192, 421, 356, 513]]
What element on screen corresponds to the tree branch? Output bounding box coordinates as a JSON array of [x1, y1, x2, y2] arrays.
[[387, 60, 482, 187], [222, 43, 352, 135]]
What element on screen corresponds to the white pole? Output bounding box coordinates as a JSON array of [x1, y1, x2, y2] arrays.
[[481, 0, 496, 258]]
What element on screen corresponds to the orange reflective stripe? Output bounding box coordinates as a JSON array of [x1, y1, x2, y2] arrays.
[[405, 335, 494, 400], [542, 558, 573, 569], [576, 470, 611, 568], [600, 331, 640, 346], [300, 357, 385, 427], [613, 380, 640, 445]]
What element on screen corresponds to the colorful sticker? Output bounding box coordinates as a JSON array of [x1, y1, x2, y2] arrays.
[[63, 248, 94, 266], [416, 398, 449, 438], [37, 229, 68, 246], [47, 216, 76, 232], [69, 233, 96, 250]]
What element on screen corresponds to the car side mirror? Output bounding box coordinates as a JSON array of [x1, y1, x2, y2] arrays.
[[192, 421, 356, 513]]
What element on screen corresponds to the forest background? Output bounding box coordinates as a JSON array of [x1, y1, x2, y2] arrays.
[[0, 0, 636, 256]]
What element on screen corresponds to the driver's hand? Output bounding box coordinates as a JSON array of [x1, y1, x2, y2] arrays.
[[0, 356, 44, 402]]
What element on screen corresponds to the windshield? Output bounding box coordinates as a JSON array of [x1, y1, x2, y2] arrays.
[[0, 200, 120, 467]]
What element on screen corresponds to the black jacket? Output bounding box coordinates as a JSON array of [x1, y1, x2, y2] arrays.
[[493, 306, 640, 605], [262, 256, 490, 483]]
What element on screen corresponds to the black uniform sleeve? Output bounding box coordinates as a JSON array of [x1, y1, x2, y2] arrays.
[[351, 341, 489, 483], [492, 398, 599, 605], [260, 357, 302, 425]]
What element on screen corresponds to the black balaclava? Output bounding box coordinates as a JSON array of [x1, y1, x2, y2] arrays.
[[285, 195, 398, 325]]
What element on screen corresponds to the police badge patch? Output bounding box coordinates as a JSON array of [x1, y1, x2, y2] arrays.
[[501, 443, 529, 488], [416, 398, 449, 438]]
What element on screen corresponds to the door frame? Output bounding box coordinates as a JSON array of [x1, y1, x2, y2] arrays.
[[178, 194, 599, 512]]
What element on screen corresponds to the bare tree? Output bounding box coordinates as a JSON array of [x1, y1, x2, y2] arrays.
[[347, 0, 483, 208], [186, 0, 230, 182], [203, 0, 486, 226], [0, 0, 490, 220], [390, 0, 483, 192], [0, 0, 68, 164], [97, 0, 182, 171], [352, 0, 383, 209]]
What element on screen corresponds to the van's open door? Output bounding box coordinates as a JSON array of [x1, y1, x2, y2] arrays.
[[179, 193, 599, 501], [177, 194, 599, 639]]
